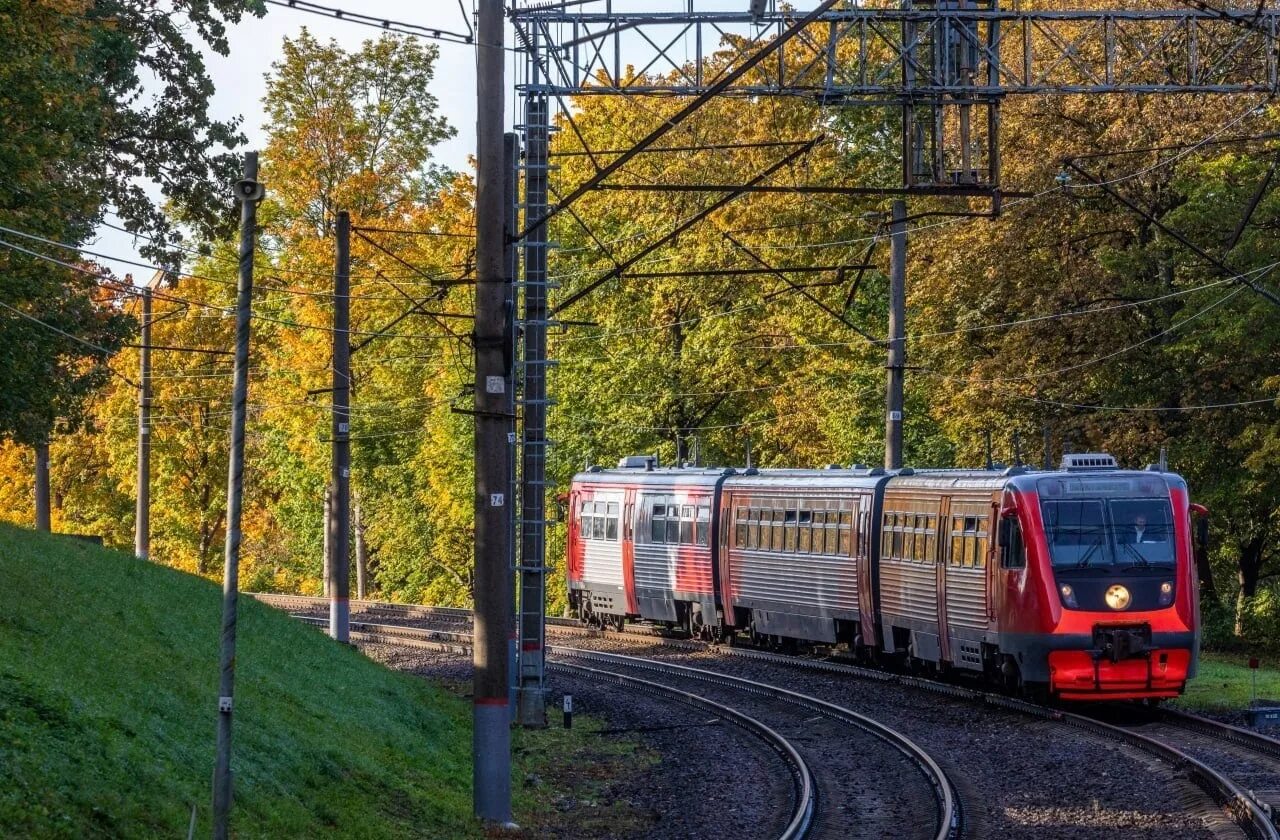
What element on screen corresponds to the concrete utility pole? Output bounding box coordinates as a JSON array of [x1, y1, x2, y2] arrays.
[[135, 269, 168, 559], [212, 151, 262, 840], [885, 199, 906, 470], [322, 485, 331, 598], [136, 287, 151, 558], [473, 0, 514, 825], [34, 440, 50, 532], [353, 496, 368, 600], [330, 210, 351, 643]]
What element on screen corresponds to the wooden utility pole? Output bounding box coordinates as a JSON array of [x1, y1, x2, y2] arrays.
[[330, 210, 351, 643], [34, 440, 50, 532], [473, 0, 514, 825], [885, 199, 906, 470], [212, 151, 262, 840]]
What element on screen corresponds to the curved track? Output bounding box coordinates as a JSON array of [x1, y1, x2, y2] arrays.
[[259, 593, 1274, 838], [284, 609, 956, 840]]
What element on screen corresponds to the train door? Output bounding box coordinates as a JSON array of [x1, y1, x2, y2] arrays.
[[936, 496, 954, 665], [622, 490, 639, 614]]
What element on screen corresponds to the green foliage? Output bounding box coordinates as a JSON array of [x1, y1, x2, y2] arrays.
[[0, 0, 264, 446]]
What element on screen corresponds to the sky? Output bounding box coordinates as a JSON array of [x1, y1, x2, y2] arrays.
[[93, 1, 487, 281]]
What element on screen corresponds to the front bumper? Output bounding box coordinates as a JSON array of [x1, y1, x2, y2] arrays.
[[1048, 647, 1191, 700]]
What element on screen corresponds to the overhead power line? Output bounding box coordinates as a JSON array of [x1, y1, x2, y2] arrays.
[[263, 0, 474, 44]]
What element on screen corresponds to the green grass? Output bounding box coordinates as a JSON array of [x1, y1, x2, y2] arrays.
[[1174, 651, 1280, 713], [0, 523, 650, 838]]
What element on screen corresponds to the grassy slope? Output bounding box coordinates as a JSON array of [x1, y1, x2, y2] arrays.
[[0, 523, 479, 838], [1176, 651, 1280, 713]]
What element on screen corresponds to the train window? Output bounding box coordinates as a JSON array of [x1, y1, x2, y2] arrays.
[[1000, 517, 1026, 568], [606, 502, 620, 541], [784, 510, 798, 552], [926, 532, 936, 562], [910, 528, 923, 562], [747, 516, 759, 549], [975, 535, 988, 568], [892, 527, 904, 560], [696, 506, 710, 546], [771, 510, 784, 551], [666, 512, 680, 545], [734, 508, 747, 548], [951, 535, 964, 567], [592, 513, 605, 541], [679, 506, 694, 544], [651, 502, 665, 543], [579, 502, 589, 538], [829, 522, 842, 555]]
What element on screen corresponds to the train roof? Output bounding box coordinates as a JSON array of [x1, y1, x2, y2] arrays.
[[571, 454, 1185, 493], [571, 465, 736, 488]]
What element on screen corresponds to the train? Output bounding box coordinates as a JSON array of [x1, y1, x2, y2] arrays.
[[566, 452, 1203, 702]]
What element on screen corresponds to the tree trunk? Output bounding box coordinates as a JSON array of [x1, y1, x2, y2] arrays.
[[1235, 535, 1266, 637]]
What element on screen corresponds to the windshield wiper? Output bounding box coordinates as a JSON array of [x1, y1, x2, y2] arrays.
[[1117, 540, 1150, 571], [1076, 539, 1103, 569]]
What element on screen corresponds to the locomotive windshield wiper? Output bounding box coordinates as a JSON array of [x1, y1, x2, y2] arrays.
[[1075, 537, 1103, 569], [1118, 541, 1150, 570]]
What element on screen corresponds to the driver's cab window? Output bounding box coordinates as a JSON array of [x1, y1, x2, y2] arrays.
[[1000, 516, 1026, 569]]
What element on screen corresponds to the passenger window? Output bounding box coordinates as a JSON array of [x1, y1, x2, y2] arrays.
[[666, 513, 680, 545], [734, 508, 747, 548], [679, 506, 694, 544], [592, 514, 605, 541], [651, 502, 665, 543], [606, 502, 620, 541], [697, 506, 710, 546], [579, 502, 590, 538], [892, 528, 904, 560], [975, 535, 988, 568], [951, 535, 964, 567]]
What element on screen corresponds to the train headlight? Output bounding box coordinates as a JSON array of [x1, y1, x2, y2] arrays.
[[1059, 584, 1078, 609], [1105, 584, 1132, 611], [1158, 581, 1174, 606]]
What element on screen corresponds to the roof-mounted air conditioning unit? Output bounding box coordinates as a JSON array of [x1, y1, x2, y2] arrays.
[[1060, 453, 1118, 471]]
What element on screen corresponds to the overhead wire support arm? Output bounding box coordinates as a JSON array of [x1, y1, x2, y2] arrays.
[[550, 136, 822, 315], [513, 0, 843, 242]]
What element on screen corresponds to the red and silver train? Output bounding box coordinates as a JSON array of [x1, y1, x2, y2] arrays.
[[566, 453, 1201, 701]]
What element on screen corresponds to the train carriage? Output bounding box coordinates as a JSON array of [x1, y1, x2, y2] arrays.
[[567, 459, 732, 633], [566, 452, 1202, 701], [719, 468, 888, 646]]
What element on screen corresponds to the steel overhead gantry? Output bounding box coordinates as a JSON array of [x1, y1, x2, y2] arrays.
[[514, 2, 1280, 198]]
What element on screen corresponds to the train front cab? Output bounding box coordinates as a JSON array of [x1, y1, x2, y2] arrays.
[[994, 466, 1200, 701]]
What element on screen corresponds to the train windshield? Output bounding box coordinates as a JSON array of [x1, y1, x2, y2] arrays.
[[1040, 497, 1176, 569]]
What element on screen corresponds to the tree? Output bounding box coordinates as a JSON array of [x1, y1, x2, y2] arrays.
[[0, 0, 263, 447]]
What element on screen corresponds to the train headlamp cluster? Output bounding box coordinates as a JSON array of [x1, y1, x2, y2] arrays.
[[1059, 584, 1078, 609], [1105, 584, 1132, 611], [1158, 580, 1174, 606]]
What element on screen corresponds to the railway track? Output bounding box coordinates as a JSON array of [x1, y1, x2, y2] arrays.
[[259, 594, 1276, 838], [288, 613, 957, 840], [1097, 707, 1280, 834]]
